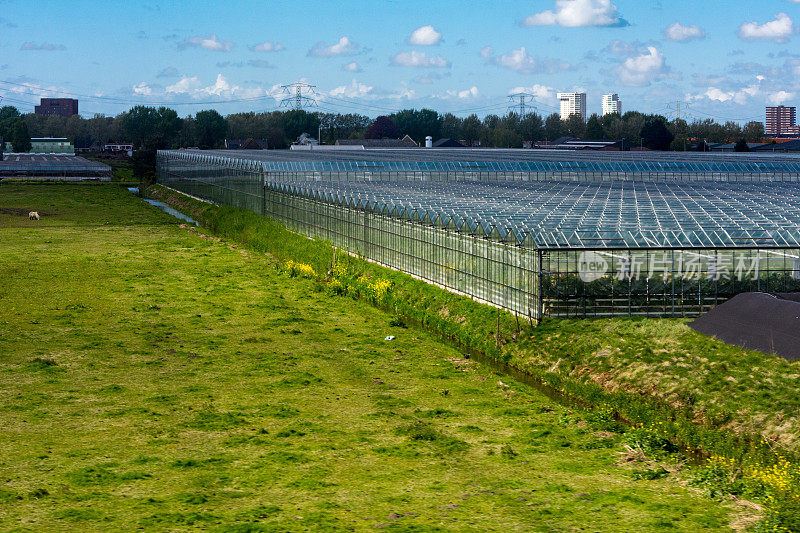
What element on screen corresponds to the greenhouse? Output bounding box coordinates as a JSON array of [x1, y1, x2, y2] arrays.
[[157, 148, 800, 318]]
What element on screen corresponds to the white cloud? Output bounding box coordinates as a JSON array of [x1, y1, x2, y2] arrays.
[[458, 86, 479, 99], [481, 46, 570, 74], [387, 87, 416, 100], [132, 82, 152, 96], [178, 34, 233, 52], [249, 41, 284, 52], [434, 86, 480, 100], [166, 76, 201, 94], [164, 74, 265, 99], [329, 79, 373, 98], [738, 13, 794, 43], [407, 25, 442, 46], [509, 84, 556, 102], [342, 61, 362, 72], [20, 42, 66, 51], [689, 81, 762, 105], [308, 36, 359, 57], [391, 50, 450, 68], [615, 46, 667, 86], [523, 0, 627, 27], [664, 22, 706, 42], [769, 90, 795, 104]]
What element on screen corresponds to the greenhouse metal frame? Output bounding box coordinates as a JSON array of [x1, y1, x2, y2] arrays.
[[157, 149, 800, 318]]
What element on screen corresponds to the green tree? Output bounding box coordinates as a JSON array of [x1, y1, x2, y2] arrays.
[[195, 109, 228, 149], [123, 106, 183, 150], [742, 121, 765, 142], [518, 113, 544, 142], [389, 108, 442, 144], [544, 113, 566, 141], [734, 138, 750, 152], [440, 113, 462, 140], [281, 110, 320, 143], [563, 114, 586, 138], [0, 106, 21, 141], [461, 114, 482, 146], [491, 127, 522, 148], [11, 120, 31, 153], [584, 114, 604, 140], [640, 117, 674, 151]]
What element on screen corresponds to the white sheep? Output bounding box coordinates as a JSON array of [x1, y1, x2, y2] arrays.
[[28, 211, 40, 220]]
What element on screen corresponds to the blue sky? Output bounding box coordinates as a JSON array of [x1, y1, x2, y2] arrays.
[[1, 0, 799, 122]]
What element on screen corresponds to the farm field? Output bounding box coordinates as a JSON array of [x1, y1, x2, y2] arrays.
[[0, 183, 742, 531]]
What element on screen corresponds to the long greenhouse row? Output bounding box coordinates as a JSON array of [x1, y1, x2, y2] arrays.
[[157, 149, 800, 318]]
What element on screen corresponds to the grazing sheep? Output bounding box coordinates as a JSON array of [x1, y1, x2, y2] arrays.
[[28, 211, 40, 220]]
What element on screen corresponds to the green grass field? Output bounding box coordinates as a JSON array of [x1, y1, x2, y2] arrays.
[[511, 317, 800, 453], [0, 183, 744, 531]]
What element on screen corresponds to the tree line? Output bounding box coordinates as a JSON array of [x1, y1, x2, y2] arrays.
[[0, 104, 766, 153]]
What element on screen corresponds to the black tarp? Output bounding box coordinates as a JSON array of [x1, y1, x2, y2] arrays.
[[688, 292, 800, 361]]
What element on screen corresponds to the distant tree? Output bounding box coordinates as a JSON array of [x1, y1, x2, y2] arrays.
[[734, 138, 750, 152], [365, 116, 398, 139], [440, 113, 462, 140], [178, 116, 196, 147], [584, 114, 604, 140], [195, 109, 228, 149], [742, 121, 765, 142], [640, 117, 674, 150], [518, 113, 544, 142], [11, 120, 31, 152], [461, 114, 482, 146], [544, 113, 566, 141], [390, 108, 442, 143], [491, 127, 522, 148], [123, 106, 182, 150], [281, 109, 320, 143], [0, 106, 21, 141], [563, 114, 586, 138]]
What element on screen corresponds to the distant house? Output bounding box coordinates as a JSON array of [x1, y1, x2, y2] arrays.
[[4, 137, 74, 154], [225, 138, 268, 150], [431, 138, 464, 148], [336, 135, 418, 148], [294, 133, 318, 146], [104, 143, 133, 156]]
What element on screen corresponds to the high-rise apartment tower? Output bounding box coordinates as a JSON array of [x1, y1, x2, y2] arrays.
[[602, 94, 621, 116], [765, 106, 798, 136], [557, 92, 587, 122]]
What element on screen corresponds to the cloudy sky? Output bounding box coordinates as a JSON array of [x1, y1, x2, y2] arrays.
[[2, 0, 799, 122]]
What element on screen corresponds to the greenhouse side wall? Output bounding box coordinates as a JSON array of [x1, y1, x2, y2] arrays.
[[156, 151, 800, 319], [541, 248, 800, 317], [157, 152, 543, 319]]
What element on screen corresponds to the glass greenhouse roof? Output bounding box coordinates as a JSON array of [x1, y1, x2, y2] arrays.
[[186, 148, 800, 175], [0, 154, 110, 173], [273, 179, 800, 250]]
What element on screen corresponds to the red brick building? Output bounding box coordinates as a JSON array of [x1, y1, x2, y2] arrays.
[[765, 105, 799, 136], [34, 98, 79, 117]]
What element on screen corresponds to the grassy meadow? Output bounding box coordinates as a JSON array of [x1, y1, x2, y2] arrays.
[[0, 183, 745, 531]]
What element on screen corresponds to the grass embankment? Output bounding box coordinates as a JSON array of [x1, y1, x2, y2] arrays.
[[86, 156, 136, 183], [147, 183, 800, 530], [0, 183, 740, 531]]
